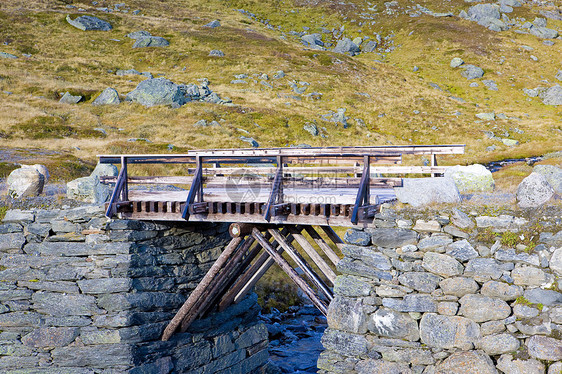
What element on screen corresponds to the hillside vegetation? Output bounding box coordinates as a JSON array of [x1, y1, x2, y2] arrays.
[[0, 0, 561, 181]]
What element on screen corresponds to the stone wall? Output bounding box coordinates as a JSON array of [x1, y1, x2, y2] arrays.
[[319, 207, 562, 374], [0, 207, 268, 374]]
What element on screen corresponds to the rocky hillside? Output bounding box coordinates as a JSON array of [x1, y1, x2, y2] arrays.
[[0, 0, 561, 180]]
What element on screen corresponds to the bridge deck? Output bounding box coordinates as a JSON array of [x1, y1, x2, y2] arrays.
[[99, 145, 464, 226]]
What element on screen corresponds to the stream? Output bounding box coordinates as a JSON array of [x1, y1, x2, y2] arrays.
[[260, 306, 327, 373]]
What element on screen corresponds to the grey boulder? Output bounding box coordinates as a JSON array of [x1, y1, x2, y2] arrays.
[[66, 15, 112, 31], [59, 92, 82, 104], [333, 38, 360, 56], [125, 78, 185, 107], [516, 172, 554, 208], [209, 50, 224, 57], [126, 30, 151, 39], [204, 20, 221, 28], [92, 88, 120, 106], [533, 164, 562, 193], [444, 164, 494, 193], [529, 25, 559, 39], [540, 85, 562, 106], [0, 52, 18, 59], [132, 36, 170, 48], [461, 65, 485, 79], [302, 34, 325, 49], [6, 166, 46, 198], [66, 163, 118, 204], [394, 177, 461, 207]]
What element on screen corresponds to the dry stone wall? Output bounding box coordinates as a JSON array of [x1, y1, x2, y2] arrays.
[[319, 207, 562, 374], [0, 206, 268, 374]]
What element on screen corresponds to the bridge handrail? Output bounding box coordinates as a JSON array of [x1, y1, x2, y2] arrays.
[[99, 145, 465, 223]]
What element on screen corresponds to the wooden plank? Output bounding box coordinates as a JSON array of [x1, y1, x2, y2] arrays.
[[252, 228, 328, 316], [105, 160, 127, 217], [287, 227, 337, 285], [188, 236, 258, 325], [268, 228, 333, 302], [320, 226, 345, 250], [98, 145, 465, 164], [225, 229, 293, 306], [181, 159, 203, 220], [351, 158, 370, 225], [161, 236, 243, 341], [264, 160, 283, 222], [304, 226, 341, 266]]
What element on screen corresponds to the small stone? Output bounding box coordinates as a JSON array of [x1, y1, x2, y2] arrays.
[[327, 296, 367, 334], [59, 92, 82, 104], [480, 281, 523, 301], [66, 15, 112, 31], [446, 240, 478, 262], [398, 272, 441, 293], [344, 229, 371, 246], [209, 50, 224, 57], [438, 302, 459, 315], [204, 20, 221, 28], [450, 57, 464, 68], [132, 36, 170, 48], [478, 333, 520, 355], [436, 351, 496, 374], [512, 266, 552, 287], [412, 220, 441, 232], [92, 87, 120, 105], [496, 354, 545, 374], [439, 277, 479, 297], [461, 64, 485, 79]]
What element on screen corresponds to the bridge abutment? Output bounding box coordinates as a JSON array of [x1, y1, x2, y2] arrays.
[[0, 207, 268, 373], [319, 207, 562, 374]]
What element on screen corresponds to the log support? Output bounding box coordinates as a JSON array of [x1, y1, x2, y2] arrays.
[[161, 222, 342, 340]]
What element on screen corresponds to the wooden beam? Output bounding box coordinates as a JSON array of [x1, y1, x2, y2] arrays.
[[220, 229, 293, 308], [181, 157, 202, 220], [320, 226, 345, 251], [251, 228, 328, 316], [263, 158, 283, 222], [351, 156, 370, 225], [287, 226, 337, 285], [161, 236, 243, 341], [105, 157, 127, 218], [268, 228, 333, 302], [303, 226, 341, 266]]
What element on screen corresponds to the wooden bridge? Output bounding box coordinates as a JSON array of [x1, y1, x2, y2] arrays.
[[99, 145, 464, 340]]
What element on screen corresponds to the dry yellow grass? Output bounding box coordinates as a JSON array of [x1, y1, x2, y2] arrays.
[[0, 0, 561, 182]]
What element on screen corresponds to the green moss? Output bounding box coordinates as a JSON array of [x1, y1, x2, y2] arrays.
[[0, 206, 7, 221], [0, 265, 7, 271], [13, 116, 104, 140], [501, 231, 518, 247]]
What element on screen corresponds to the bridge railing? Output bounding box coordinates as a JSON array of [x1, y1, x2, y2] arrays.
[[98, 145, 465, 224]]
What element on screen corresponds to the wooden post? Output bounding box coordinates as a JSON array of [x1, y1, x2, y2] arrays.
[[251, 228, 328, 316], [161, 236, 243, 341], [304, 226, 341, 266], [320, 226, 345, 251], [268, 228, 333, 301], [229, 222, 256, 238], [287, 226, 337, 285]]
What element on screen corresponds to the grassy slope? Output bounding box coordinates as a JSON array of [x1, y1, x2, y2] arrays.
[[0, 0, 561, 182]]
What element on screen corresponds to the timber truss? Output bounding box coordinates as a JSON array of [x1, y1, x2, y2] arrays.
[[161, 223, 343, 341]]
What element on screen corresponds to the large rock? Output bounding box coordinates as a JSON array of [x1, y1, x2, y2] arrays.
[[461, 65, 485, 79], [0, 51, 18, 59], [480, 281, 523, 301], [464, 258, 504, 282], [478, 334, 520, 356], [327, 296, 367, 334], [355, 359, 412, 374], [333, 38, 360, 56], [92, 88, 120, 106], [529, 26, 559, 39], [6, 167, 45, 198], [440, 277, 479, 297], [533, 164, 562, 193], [527, 335, 562, 361], [301, 33, 325, 49], [422, 252, 464, 277], [132, 36, 170, 48], [394, 177, 460, 207], [541, 85, 562, 106], [459, 294, 511, 322], [444, 164, 494, 193], [436, 351, 497, 374], [398, 272, 441, 293], [369, 228, 418, 248], [446, 239, 479, 262], [551, 248, 562, 276], [516, 172, 554, 208], [368, 308, 419, 341], [125, 78, 185, 107], [468, 4, 500, 21], [321, 328, 367, 356], [59, 92, 82, 104], [66, 15, 112, 31], [420, 313, 480, 350], [66, 163, 118, 204]]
